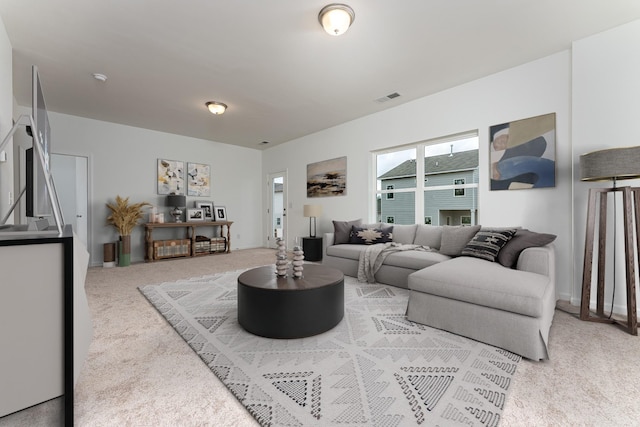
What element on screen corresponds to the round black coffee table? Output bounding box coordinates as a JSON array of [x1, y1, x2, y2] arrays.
[[237, 264, 344, 339]]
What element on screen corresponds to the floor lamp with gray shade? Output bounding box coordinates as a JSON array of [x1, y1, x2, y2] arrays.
[[579, 146, 640, 335]]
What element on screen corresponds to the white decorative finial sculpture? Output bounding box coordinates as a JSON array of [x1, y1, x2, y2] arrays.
[[275, 238, 288, 277]]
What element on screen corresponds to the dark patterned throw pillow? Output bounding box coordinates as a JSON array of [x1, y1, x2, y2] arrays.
[[461, 229, 517, 262], [349, 225, 393, 245]]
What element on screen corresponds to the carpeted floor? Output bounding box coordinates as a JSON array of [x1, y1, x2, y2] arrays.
[[140, 269, 521, 426], [1, 247, 639, 426]]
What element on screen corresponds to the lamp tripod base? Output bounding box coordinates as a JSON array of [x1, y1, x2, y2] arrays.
[[580, 186, 639, 336]]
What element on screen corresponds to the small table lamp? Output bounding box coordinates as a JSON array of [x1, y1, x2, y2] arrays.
[[579, 145, 640, 335], [303, 204, 323, 238], [166, 194, 186, 223]]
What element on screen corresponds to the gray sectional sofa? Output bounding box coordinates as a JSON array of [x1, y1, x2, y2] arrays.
[[322, 222, 556, 360]]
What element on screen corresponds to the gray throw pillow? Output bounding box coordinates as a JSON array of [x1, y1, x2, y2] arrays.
[[461, 229, 517, 262], [414, 225, 443, 249], [439, 225, 481, 256], [332, 219, 362, 244], [390, 224, 418, 244], [497, 229, 557, 268]]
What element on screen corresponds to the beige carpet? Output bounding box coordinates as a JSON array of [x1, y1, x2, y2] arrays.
[[2, 247, 639, 426]]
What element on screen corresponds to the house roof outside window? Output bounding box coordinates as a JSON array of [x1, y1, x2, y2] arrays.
[[378, 149, 479, 180]]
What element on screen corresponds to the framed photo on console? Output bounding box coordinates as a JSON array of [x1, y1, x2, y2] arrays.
[[196, 201, 214, 220], [214, 206, 227, 221], [186, 208, 205, 222]]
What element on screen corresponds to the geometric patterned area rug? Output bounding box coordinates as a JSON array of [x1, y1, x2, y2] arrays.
[[139, 269, 521, 427]]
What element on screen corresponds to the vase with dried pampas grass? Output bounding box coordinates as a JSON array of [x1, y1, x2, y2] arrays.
[[106, 195, 150, 266]]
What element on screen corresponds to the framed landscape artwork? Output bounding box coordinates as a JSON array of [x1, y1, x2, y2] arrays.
[[307, 156, 347, 198], [187, 162, 211, 196], [489, 113, 556, 191], [157, 159, 185, 195]]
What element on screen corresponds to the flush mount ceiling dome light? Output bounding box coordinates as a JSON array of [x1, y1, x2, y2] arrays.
[[205, 101, 227, 115], [92, 73, 107, 82], [319, 3, 355, 36]]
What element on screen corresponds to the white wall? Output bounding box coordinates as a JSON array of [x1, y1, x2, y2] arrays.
[[263, 51, 573, 301], [46, 112, 263, 266], [572, 20, 640, 314], [0, 15, 13, 221]]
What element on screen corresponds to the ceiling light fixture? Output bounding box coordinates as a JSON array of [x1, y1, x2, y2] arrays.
[[318, 4, 355, 36], [92, 73, 107, 82], [206, 101, 227, 115]]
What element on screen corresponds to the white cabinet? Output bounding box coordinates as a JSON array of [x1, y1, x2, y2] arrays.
[[0, 243, 64, 416], [0, 229, 91, 424]]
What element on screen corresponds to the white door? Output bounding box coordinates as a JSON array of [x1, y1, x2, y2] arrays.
[[51, 154, 89, 247], [267, 171, 287, 248]]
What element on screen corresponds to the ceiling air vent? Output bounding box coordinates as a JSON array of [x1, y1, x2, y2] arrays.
[[375, 92, 401, 103]]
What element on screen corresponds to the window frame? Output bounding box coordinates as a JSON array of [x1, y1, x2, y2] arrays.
[[453, 178, 466, 197], [386, 184, 395, 200], [373, 131, 479, 225]]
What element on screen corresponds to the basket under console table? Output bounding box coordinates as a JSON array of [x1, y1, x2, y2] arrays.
[[144, 221, 233, 262]]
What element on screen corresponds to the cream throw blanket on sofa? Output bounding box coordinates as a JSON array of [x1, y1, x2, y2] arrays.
[[357, 242, 434, 283]]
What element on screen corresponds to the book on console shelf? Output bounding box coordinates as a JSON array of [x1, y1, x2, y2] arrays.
[[195, 235, 211, 254], [210, 237, 226, 252], [153, 239, 191, 259]]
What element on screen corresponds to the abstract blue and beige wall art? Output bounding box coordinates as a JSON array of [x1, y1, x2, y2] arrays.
[[489, 113, 556, 190]]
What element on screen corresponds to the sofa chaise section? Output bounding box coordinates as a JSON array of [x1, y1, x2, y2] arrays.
[[406, 245, 556, 360]]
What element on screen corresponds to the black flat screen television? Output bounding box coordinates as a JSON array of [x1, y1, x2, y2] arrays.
[[25, 65, 52, 218]]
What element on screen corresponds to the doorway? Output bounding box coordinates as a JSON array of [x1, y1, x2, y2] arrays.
[[267, 171, 287, 248], [51, 153, 89, 248]]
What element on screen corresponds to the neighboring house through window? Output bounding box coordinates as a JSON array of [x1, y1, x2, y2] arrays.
[[375, 132, 479, 226]]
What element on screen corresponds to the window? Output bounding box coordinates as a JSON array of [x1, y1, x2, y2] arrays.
[[386, 216, 395, 224], [375, 132, 478, 225], [461, 216, 471, 225], [276, 217, 281, 226], [454, 178, 465, 197], [386, 184, 395, 200]]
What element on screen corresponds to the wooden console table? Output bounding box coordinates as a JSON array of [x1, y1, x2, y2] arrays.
[[144, 221, 233, 262]]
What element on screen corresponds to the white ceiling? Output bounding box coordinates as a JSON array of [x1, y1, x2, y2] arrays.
[[2, 1, 640, 150]]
